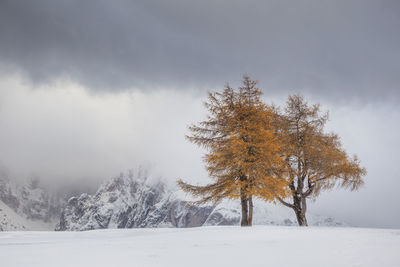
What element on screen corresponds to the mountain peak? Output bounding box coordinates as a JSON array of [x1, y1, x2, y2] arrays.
[[56, 171, 346, 231]]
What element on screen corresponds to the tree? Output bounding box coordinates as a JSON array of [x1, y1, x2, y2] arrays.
[[178, 76, 287, 226], [275, 95, 366, 226]]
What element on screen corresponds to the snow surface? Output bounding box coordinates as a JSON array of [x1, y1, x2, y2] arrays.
[[1, 226, 399, 267]]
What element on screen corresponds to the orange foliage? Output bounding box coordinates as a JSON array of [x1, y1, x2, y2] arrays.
[[275, 95, 366, 225], [178, 77, 287, 205], [178, 79, 366, 227]]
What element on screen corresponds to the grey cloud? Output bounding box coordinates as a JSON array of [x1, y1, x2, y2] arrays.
[[0, 0, 400, 101]]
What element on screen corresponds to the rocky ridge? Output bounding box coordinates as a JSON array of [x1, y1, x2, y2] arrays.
[[0, 176, 64, 230], [56, 170, 346, 231]]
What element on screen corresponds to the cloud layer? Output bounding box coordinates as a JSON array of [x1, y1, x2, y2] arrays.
[[1, 0, 399, 102], [0, 74, 206, 185]]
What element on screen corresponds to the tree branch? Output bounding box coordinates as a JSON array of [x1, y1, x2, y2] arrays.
[[303, 183, 315, 197], [277, 197, 295, 209]]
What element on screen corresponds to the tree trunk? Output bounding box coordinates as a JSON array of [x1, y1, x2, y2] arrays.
[[247, 196, 253, 226], [293, 194, 308, 226], [240, 192, 248, 226], [294, 209, 308, 226]]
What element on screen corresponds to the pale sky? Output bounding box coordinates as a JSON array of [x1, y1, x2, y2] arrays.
[[0, 0, 399, 228]]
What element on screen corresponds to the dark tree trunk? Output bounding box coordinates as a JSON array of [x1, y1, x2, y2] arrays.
[[240, 192, 248, 226], [293, 194, 308, 226], [247, 196, 253, 226], [294, 209, 308, 226]]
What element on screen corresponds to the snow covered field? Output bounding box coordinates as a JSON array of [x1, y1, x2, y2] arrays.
[[1, 226, 399, 267]]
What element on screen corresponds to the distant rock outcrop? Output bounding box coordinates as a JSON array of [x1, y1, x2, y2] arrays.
[[0, 200, 30, 231], [56, 171, 346, 231], [56, 171, 215, 231], [0, 176, 65, 230], [0, 170, 346, 231]]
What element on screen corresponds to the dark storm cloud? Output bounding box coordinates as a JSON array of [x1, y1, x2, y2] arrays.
[[1, 0, 399, 101]]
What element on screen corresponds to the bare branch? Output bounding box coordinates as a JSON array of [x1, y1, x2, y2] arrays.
[[277, 197, 295, 209]]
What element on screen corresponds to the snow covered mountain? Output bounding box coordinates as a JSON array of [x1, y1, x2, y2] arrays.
[[56, 170, 216, 231], [56, 170, 345, 231], [0, 169, 345, 231], [0, 176, 65, 230], [0, 200, 30, 231]]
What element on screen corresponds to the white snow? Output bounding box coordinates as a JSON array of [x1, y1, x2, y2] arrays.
[[1, 226, 399, 267], [0, 200, 29, 231], [204, 199, 347, 226], [0, 200, 56, 231]]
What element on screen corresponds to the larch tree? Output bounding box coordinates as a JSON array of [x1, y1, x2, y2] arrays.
[[178, 76, 287, 226], [275, 95, 366, 226]]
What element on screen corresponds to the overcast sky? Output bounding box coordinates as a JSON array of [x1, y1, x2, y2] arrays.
[[0, 0, 399, 228]]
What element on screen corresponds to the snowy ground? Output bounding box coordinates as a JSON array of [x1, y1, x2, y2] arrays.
[[1, 226, 399, 267]]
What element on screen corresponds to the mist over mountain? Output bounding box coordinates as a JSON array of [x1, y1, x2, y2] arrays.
[[0, 171, 98, 230], [56, 169, 346, 231], [0, 168, 345, 231]]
